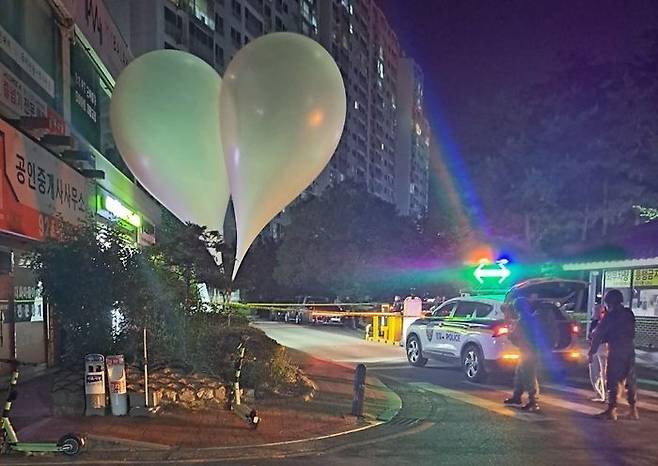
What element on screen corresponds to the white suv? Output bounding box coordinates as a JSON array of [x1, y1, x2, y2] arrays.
[[405, 279, 587, 382]]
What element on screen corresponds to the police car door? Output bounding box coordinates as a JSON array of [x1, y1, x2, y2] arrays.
[[440, 301, 479, 357], [422, 300, 457, 356]]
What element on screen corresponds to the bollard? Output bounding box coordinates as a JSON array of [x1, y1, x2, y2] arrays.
[[351, 363, 366, 417], [232, 337, 247, 407]]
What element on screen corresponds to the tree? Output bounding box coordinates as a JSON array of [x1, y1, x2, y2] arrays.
[[233, 235, 280, 301], [30, 221, 133, 361], [147, 212, 228, 310], [463, 31, 658, 250], [273, 182, 444, 300]]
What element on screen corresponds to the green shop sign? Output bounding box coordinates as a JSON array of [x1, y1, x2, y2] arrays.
[[70, 40, 100, 149], [97, 193, 141, 228]]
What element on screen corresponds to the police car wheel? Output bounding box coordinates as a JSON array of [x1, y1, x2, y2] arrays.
[[462, 345, 487, 383], [406, 335, 427, 367]]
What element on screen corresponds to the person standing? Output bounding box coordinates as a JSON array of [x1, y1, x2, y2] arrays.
[[504, 298, 541, 412], [588, 298, 608, 402], [588, 289, 638, 421]]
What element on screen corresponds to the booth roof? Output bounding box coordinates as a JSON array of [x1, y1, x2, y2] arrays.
[[559, 221, 658, 271]]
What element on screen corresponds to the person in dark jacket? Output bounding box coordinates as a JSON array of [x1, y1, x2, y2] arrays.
[[504, 298, 541, 412], [588, 289, 638, 421]]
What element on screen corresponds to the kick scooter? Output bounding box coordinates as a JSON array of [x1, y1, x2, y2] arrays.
[[1, 358, 85, 456]]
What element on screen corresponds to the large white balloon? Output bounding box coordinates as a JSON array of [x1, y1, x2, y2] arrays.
[[111, 50, 229, 234], [220, 33, 346, 278]]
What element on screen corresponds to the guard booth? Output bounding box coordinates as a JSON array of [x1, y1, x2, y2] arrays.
[[561, 221, 658, 350]]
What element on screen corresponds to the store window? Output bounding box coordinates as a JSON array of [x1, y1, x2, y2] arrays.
[[604, 268, 658, 317]]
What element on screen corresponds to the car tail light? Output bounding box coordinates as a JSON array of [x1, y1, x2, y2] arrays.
[[493, 325, 509, 337], [571, 324, 580, 334], [502, 353, 520, 361]]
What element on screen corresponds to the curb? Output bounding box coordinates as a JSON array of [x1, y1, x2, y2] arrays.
[[367, 374, 403, 422], [79, 370, 403, 454], [75, 419, 384, 454]]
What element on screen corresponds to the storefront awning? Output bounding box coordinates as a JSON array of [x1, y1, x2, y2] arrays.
[[562, 257, 658, 272], [558, 221, 658, 272]]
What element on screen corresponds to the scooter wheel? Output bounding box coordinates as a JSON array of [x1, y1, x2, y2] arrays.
[[58, 434, 84, 456]]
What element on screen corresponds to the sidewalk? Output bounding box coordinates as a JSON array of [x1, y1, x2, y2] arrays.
[[9, 351, 400, 451]]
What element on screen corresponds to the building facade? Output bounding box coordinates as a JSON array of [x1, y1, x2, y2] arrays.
[[107, 0, 304, 74], [395, 58, 430, 218], [0, 0, 163, 374], [111, 0, 430, 218], [314, 0, 429, 217]]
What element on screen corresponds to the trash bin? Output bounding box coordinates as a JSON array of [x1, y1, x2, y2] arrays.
[[106, 354, 128, 416], [84, 354, 106, 416]]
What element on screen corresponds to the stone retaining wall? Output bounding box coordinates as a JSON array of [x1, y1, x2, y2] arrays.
[[51, 364, 234, 415]]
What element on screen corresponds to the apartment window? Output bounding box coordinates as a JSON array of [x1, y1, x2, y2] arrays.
[[190, 23, 213, 48], [245, 8, 264, 35], [215, 45, 224, 68], [231, 27, 241, 47], [164, 7, 182, 38], [232, 0, 242, 19], [215, 14, 224, 35], [275, 16, 285, 31], [164, 42, 178, 50]]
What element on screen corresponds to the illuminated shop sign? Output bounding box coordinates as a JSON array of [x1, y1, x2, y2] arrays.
[[97, 194, 141, 228]]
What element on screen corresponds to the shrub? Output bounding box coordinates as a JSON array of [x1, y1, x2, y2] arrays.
[[181, 314, 300, 393]]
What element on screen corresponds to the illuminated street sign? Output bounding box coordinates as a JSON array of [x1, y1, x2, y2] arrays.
[[474, 259, 511, 284]]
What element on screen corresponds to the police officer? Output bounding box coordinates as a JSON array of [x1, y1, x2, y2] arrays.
[[588, 289, 638, 421], [504, 297, 541, 412]]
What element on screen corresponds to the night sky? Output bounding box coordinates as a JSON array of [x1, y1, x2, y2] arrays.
[[376, 0, 658, 147]]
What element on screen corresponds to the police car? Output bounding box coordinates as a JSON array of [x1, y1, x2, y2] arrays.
[[405, 279, 587, 382]]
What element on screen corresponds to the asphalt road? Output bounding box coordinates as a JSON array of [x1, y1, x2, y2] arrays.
[[245, 321, 658, 466]]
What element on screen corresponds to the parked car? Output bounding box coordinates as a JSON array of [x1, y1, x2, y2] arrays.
[[285, 296, 343, 324], [405, 279, 587, 383]]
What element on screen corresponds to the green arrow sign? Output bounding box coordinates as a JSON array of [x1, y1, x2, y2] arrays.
[[474, 259, 511, 284]]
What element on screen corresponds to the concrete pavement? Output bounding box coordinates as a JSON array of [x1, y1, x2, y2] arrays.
[[5, 322, 657, 465], [252, 321, 658, 466]]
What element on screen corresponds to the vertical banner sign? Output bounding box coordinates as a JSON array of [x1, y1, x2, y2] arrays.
[[70, 41, 100, 149]]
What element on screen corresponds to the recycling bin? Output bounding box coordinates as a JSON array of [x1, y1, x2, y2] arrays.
[[106, 354, 128, 416], [84, 354, 106, 416]]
